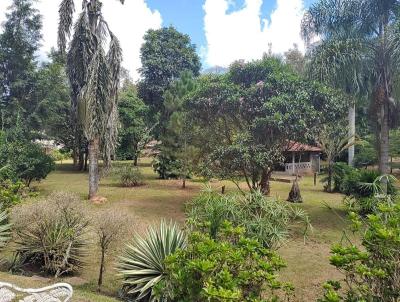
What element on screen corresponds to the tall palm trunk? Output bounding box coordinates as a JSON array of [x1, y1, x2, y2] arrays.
[[348, 103, 356, 166], [88, 137, 100, 200], [379, 100, 390, 175]]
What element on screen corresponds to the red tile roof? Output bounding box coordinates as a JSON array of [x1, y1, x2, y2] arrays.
[[286, 141, 322, 152]]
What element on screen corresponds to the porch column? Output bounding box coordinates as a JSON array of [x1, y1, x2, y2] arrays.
[[292, 152, 295, 175]]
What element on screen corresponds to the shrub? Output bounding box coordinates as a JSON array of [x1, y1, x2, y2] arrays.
[[120, 166, 144, 187], [0, 141, 55, 186], [0, 206, 11, 251], [118, 221, 186, 301], [353, 140, 378, 168], [186, 188, 310, 249], [319, 197, 400, 301], [94, 210, 130, 292], [152, 154, 180, 179], [155, 222, 294, 302], [11, 192, 89, 277], [0, 180, 28, 208]]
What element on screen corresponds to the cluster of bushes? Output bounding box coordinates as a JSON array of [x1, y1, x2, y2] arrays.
[[0, 140, 55, 187]]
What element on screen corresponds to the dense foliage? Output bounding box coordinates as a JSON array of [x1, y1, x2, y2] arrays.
[[156, 222, 293, 302], [320, 197, 400, 302], [185, 58, 347, 193], [119, 166, 144, 187], [0, 140, 55, 186], [138, 26, 201, 119], [186, 189, 310, 249]]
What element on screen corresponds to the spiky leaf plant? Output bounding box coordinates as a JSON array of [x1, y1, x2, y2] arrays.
[[0, 206, 11, 250], [58, 0, 123, 200], [118, 221, 186, 301]]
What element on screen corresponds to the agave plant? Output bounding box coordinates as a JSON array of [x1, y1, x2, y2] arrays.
[[118, 221, 186, 301], [0, 206, 11, 250]]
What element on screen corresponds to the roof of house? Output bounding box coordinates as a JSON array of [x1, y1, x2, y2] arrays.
[[286, 141, 322, 152]]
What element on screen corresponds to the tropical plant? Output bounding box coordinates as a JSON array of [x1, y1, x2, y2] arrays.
[[0, 206, 11, 251], [11, 192, 89, 277], [354, 138, 378, 169], [119, 166, 144, 187], [319, 196, 400, 301], [118, 221, 186, 301], [318, 123, 355, 192], [156, 222, 294, 302], [58, 0, 124, 200], [186, 188, 311, 249], [0, 180, 27, 209], [302, 0, 400, 180]]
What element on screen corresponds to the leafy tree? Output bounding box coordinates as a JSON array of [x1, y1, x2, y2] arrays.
[[157, 71, 199, 187], [188, 58, 347, 194], [0, 140, 55, 186], [138, 26, 201, 125], [0, 0, 42, 130], [58, 0, 123, 200], [117, 81, 150, 165], [284, 43, 306, 75], [302, 0, 400, 182]]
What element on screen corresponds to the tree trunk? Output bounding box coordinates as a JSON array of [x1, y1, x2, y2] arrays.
[[260, 169, 272, 195], [348, 103, 356, 166], [287, 177, 302, 203], [133, 155, 138, 166], [326, 160, 333, 193], [98, 248, 105, 292], [88, 137, 100, 200], [72, 148, 78, 167], [84, 148, 89, 172], [78, 150, 84, 171], [375, 83, 390, 194]]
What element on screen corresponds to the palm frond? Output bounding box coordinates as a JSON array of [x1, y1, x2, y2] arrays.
[[58, 0, 75, 54]]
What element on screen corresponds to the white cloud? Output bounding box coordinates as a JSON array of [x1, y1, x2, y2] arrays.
[[203, 0, 305, 67], [0, 0, 162, 80]]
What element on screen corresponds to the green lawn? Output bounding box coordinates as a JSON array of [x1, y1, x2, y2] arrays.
[[0, 159, 351, 301]]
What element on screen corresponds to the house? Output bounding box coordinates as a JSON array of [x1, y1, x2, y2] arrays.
[[283, 142, 322, 175]]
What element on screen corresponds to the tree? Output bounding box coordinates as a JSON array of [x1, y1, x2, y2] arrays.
[[0, 0, 42, 131], [138, 26, 201, 129], [284, 44, 306, 76], [317, 123, 354, 193], [58, 0, 123, 200], [158, 71, 198, 188], [117, 81, 150, 165], [187, 58, 347, 194], [302, 0, 400, 183]]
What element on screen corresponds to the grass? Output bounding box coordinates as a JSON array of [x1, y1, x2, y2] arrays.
[[0, 158, 350, 301]]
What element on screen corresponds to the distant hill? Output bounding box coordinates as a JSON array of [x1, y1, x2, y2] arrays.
[[202, 66, 228, 75]]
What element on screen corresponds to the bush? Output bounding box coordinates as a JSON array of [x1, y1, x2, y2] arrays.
[[0, 206, 11, 251], [152, 154, 180, 179], [0, 141, 55, 186], [118, 221, 186, 301], [319, 197, 400, 301], [0, 180, 28, 208], [120, 166, 144, 187], [156, 222, 293, 302], [353, 140, 378, 168], [11, 192, 89, 277], [186, 188, 310, 249]]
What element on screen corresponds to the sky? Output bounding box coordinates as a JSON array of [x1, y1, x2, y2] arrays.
[[0, 0, 316, 80]]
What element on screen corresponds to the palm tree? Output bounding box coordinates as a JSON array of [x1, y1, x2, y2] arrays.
[[58, 0, 123, 200], [302, 0, 400, 182]]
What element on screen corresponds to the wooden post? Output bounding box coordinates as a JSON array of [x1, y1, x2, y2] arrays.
[[292, 152, 295, 175], [314, 172, 317, 186], [221, 185, 226, 194]]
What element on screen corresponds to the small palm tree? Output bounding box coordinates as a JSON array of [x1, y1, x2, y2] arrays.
[[118, 221, 186, 301], [58, 0, 123, 200]]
